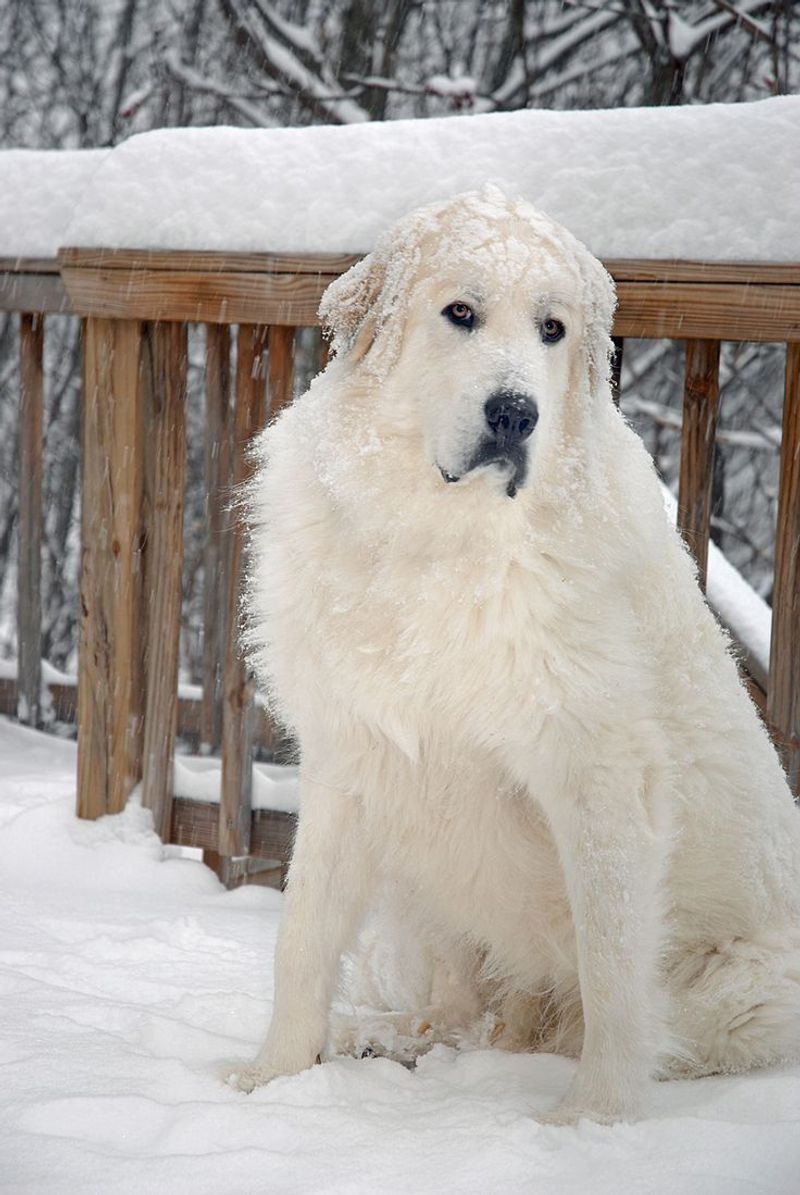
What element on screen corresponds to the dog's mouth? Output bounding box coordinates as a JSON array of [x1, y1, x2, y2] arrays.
[[438, 444, 528, 500]]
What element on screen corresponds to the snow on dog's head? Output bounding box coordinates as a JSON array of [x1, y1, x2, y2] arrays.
[[320, 187, 616, 498]]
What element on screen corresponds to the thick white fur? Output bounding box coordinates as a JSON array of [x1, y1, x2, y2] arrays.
[[236, 189, 800, 1123]]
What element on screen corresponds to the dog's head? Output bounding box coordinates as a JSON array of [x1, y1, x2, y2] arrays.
[[320, 187, 616, 499]]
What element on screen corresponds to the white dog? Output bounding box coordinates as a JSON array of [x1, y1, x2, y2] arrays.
[[235, 188, 800, 1124]]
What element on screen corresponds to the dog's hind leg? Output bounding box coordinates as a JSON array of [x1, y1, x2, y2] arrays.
[[329, 938, 489, 1063], [228, 774, 374, 1093], [664, 929, 800, 1078]]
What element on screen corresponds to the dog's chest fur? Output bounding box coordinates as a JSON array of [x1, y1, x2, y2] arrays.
[[313, 510, 604, 754]]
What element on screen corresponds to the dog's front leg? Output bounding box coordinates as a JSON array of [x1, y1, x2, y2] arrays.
[[231, 774, 372, 1092], [535, 745, 667, 1124]]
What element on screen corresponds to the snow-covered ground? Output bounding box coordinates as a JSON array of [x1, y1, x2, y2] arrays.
[[2, 716, 799, 1194]]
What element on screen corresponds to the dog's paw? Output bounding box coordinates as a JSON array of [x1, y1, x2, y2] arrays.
[[223, 1061, 287, 1093], [223, 1049, 323, 1093], [539, 1093, 640, 1127], [538, 1101, 610, 1127]]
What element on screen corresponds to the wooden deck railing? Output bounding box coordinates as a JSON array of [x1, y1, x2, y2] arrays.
[[1, 249, 799, 885]]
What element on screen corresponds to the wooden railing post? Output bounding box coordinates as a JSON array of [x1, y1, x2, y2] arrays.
[[17, 312, 44, 726], [201, 323, 232, 755], [319, 329, 331, 372], [77, 317, 146, 819], [678, 339, 721, 591], [767, 342, 800, 795], [610, 336, 624, 407], [268, 325, 296, 418], [140, 322, 188, 841], [218, 324, 269, 866]]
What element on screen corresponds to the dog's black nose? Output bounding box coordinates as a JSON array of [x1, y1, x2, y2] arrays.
[[484, 392, 538, 445]]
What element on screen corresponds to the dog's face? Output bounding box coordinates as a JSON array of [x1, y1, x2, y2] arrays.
[[320, 190, 615, 498], [394, 237, 584, 498]]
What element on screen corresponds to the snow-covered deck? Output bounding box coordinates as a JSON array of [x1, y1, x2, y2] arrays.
[[2, 717, 799, 1194]]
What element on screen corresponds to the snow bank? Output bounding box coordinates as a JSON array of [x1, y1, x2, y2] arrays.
[[2, 96, 799, 260], [174, 755, 299, 813], [2, 716, 799, 1194], [0, 149, 107, 258], [660, 487, 772, 677], [708, 547, 772, 678]]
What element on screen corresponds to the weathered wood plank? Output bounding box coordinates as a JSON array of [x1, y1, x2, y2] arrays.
[[251, 806, 297, 862], [171, 797, 296, 861], [58, 248, 359, 275], [58, 263, 800, 341], [201, 324, 232, 755], [55, 249, 800, 287], [0, 258, 62, 274], [77, 318, 145, 819], [59, 265, 339, 326], [268, 325, 295, 419], [743, 672, 768, 720], [0, 675, 282, 753], [0, 273, 72, 314], [171, 795, 219, 852], [610, 336, 624, 407], [17, 313, 44, 726], [767, 342, 800, 795], [613, 281, 800, 342], [219, 324, 269, 856], [319, 331, 331, 371], [606, 260, 800, 285], [677, 340, 721, 590], [0, 678, 76, 723], [140, 322, 188, 841]]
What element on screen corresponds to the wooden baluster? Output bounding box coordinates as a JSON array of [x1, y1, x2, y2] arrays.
[[610, 336, 624, 407], [201, 323, 232, 756], [677, 339, 721, 591], [268, 325, 296, 419], [17, 313, 44, 727], [767, 342, 800, 796], [219, 324, 268, 873], [257, 325, 298, 763], [319, 328, 331, 371], [140, 322, 188, 842], [77, 317, 145, 819]]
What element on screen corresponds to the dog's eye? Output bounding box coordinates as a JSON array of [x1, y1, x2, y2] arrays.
[[443, 302, 475, 329], [541, 317, 565, 344]]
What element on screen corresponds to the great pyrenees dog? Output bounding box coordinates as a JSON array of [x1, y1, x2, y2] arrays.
[[234, 188, 800, 1124]]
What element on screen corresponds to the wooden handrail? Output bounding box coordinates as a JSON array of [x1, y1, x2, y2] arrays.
[[53, 249, 800, 339]]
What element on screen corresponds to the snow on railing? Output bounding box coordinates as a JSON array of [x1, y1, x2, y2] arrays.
[[2, 96, 800, 261]]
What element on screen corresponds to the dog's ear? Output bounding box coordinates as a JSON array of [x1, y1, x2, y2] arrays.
[[318, 251, 388, 368], [319, 217, 425, 377], [576, 248, 617, 400]]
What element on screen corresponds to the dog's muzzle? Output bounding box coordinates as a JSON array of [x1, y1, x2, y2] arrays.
[[440, 390, 538, 499], [484, 391, 539, 449]]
